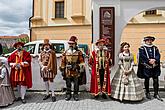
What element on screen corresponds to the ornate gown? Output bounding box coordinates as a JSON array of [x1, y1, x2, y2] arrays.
[[0, 65, 15, 107], [111, 52, 144, 101]]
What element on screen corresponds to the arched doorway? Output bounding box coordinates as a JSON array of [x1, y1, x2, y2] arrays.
[[121, 8, 165, 64], [92, 0, 165, 67]]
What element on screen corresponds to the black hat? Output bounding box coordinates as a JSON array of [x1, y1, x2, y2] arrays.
[[143, 36, 155, 41], [68, 36, 78, 44]]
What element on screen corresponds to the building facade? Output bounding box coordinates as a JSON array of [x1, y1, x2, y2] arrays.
[[30, 0, 165, 62], [92, 0, 165, 65], [122, 10, 165, 63], [30, 0, 92, 46]]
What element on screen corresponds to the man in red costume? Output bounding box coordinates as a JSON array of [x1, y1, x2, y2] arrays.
[[8, 42, 32, 103], [89, 38, 111, 99]]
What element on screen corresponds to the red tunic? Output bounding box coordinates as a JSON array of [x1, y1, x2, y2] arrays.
[[89, 48, 111, 96], [8, 50, 32, 88]]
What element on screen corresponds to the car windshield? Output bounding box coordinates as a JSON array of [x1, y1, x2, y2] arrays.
[[39, 43, 65, 54], [78, 44, 89, 56], [23, 44, 36, 54]]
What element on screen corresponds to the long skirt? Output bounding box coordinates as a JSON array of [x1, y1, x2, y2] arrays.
[[0, 86, 15, 107], [111, 69, 144, 101]]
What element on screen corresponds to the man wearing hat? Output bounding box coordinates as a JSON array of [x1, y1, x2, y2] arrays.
[[137, 36, 163, 101], [89, 38, 111, 99], [60, 36, 85, 101], [8, 42, 32, 103], [38, 39, 57, 102]]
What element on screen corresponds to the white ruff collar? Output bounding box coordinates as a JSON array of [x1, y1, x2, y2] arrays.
[[44, 49, 51, 52], [95, 46, 107, 51], [143, 43, 154, 47], [67, 48, 76, 54], [123, 52, 129, 56]]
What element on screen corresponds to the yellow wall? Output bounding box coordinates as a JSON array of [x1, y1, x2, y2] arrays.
[[31, 0, 92, 46], [31, 25, 92, 46], [31, 0, 91, 27]]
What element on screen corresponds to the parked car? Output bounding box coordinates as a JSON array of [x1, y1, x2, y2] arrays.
[[4, 40, 69, 58], [78, 44, 90, 57], [24, 40, 70, 57]]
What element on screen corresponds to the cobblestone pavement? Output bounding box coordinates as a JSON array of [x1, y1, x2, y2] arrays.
[[1, 91, 165, 110]]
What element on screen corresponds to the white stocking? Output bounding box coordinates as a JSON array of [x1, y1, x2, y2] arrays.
[[21, 86, 27, 100], [50, 82, 55, 97], [44, 81, 49, 95]]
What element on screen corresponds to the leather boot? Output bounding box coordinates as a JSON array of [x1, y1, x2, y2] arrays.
[[145, 93, 151, 99], [73, 94, 79, 101], [43, 94, 50, 100], [65, 94, 71, 101], [154, 94, 163, 101], [52, 96, 56, 102]]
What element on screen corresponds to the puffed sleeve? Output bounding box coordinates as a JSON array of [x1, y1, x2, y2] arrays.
[[0, 67, 7, 79], [59, 52, 66, 71], [38, 52, 43, 68], [118, 53, 123, 65], [154, 46, 160, 63]]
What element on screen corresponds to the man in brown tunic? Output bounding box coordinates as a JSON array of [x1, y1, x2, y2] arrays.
[[39, 39, 57, 102], [60, 36, 85, 101]]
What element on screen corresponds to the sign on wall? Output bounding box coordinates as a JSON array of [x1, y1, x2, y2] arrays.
[[100, 7, 115, 65]]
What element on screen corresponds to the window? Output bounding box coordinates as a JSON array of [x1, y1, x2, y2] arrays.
[[38, 44, 44, 53], [78, 44, 90, 56], [145, 10, 157, 15], [52, 43, 65, 53], [38, 43, 65, 54], [23, 44, 36, 54], [55, 1, 64, 18]]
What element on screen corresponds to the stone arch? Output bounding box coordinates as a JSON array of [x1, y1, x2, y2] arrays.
[[92, 0, 165, 76]]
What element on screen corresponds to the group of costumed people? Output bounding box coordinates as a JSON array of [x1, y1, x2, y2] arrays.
[[0, 35, 163, 107]]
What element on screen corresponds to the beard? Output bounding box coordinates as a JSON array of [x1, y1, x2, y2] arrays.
[[44, 47, 50, 52], [18, 47, 22, 52], [45, 47, 49, 50], [69, 46, 74, 50]]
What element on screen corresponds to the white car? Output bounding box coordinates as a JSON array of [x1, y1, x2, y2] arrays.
[[24, 40, 69, 58]]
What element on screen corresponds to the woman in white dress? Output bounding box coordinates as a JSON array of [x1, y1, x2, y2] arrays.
[[111, 42, 144, 101]]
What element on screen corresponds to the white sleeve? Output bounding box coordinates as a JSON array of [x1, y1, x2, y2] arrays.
[[38, 54, 43, 68], [0, 67, 7, 79], [118, 53, 123, 65], [129, 54, 135, 71], [9, 63, 16, 67], [24, 61, 29, 65]]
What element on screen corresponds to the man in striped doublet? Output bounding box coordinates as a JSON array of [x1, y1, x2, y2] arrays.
[[39, 39, 57, 102]]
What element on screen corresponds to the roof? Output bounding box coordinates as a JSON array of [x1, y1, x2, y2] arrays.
[[0, 34, 28, 39]]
